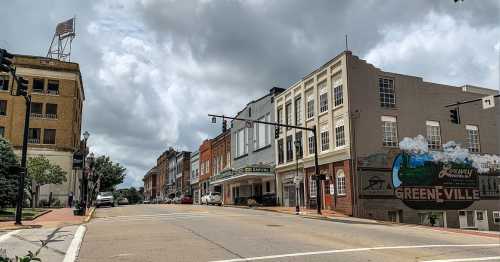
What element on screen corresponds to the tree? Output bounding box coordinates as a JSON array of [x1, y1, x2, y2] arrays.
[[0, 138, 19, 208], [91, 156, 126, 192], [27, 156, 67, 207]]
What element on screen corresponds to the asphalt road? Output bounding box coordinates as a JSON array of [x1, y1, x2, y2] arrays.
[[77, 205, 500, 262]]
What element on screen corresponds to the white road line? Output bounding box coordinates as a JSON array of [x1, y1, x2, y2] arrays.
[[421, 257, 500, 262], [95, 212, 209, 220], [209, 244, 500, 262], [0, 230, 20, 243], [63, 225, 87, 262]]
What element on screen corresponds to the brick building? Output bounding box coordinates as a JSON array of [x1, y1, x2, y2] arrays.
[[175, 151, 191, 196], [157, 147, 176, 200], [0, 55, 84, 205], [143, 167, 159, 202], [210, 130, 231, 202], [199, 139, 213, 196]]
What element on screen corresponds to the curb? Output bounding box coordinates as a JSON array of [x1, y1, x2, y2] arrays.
[[83, 207, 96, 223]]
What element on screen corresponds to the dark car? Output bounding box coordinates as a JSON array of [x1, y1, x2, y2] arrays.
[[180, 195, 193, 204]]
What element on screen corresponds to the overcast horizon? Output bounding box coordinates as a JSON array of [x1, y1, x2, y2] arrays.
[[2, 0, 499, 188]]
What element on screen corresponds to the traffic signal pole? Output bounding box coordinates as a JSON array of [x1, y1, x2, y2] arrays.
[[15, 95, 31, 225], [208, 113, 322, 215]]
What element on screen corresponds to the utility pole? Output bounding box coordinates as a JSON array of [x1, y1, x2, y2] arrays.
[[209, 113, 323, 215]]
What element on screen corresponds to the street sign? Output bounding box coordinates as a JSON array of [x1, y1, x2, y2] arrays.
[[245, 120, 253, 128], [73, 152, 84, 169], [482, 95, 495, 109]]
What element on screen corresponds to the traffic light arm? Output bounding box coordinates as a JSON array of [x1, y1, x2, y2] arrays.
[[445, 95, 500, 107], [208, 114, 314, 132]]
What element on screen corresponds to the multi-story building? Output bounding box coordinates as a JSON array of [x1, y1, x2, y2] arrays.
[[199, 139, 213, 196], [0, 55, 84, 206], [157, 147, 176, 201], [143, 167, 159, 202], [209, 130, 231, 203], [211, 87, 284, 205], [167, 151, 178, 198], [175, 151, 191, 196], [190, 150, 200, 204], [275, 50, 500, 230]]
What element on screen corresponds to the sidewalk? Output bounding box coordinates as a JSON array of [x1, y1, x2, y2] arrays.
[[225, 205, 500, 238], [0, 208, 88, 230]]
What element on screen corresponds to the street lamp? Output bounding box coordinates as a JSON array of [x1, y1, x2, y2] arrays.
[[83, 131, 90, 141], [81, 131, 90, 210], [294, 139, 302, 215]]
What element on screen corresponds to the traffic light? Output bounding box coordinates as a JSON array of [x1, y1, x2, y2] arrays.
[[16, 77, 28, 96], [449, 108, 460, 124], [274, 127, 280, 139], [0, 48, 14, 73], [222, 119, 227, 132]]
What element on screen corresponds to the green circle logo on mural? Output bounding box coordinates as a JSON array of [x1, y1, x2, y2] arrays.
[[392, 153, 480, 210]]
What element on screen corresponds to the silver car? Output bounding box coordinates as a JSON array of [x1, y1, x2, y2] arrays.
[[96, 192, 115, 207], [201, 192, 222, 206]]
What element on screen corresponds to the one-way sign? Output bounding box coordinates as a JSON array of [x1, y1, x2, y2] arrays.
[[482, 95, 495, 109]]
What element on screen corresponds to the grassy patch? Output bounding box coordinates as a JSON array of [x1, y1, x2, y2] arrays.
[[0, 208, 48, 221]]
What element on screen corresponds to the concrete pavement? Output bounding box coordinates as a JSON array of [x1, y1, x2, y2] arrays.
[[77, 204, 500, 262]]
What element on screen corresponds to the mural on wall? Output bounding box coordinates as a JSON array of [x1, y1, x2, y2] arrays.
[[392, 153, 479, 210]]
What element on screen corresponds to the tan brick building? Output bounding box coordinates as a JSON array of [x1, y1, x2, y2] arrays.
[[0, 55, 84, 206]]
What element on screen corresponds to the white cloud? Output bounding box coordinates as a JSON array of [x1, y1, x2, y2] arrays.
[[365, 11, 500, 91]]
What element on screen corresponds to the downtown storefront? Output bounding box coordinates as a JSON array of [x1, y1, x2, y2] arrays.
[[356, 151, 500, 231], [211, 165, 277, 205]]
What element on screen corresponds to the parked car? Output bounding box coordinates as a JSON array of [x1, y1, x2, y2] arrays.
[[180, 195, 193, 204], [173, 196, 181, 204], [96, 192, 115, 207], [118, 197, 129, 205], [201, 192, 222, 205]]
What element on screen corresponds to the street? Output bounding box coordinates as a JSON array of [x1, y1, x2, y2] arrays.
[[78, 205, 500, 262]]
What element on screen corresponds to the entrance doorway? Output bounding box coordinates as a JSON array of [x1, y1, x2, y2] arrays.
[[459, 210, 489, 230]]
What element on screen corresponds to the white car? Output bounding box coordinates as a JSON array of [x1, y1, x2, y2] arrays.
[[96, 192, 115, 207], [201, 192, 222, 206]]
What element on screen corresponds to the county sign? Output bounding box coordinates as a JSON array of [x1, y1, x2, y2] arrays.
[[392, 153, 480, 210]]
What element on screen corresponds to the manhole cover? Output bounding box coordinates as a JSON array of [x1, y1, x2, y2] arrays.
[[266, 224, 283, 227]]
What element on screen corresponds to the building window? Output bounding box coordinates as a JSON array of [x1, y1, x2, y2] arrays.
[[295, 131, 303, 159], [285, 102, 292, 129], [31, 102, 43, 118], [43, 129, 56, 144], [493, 211, 500, 225], [426, 121, 441, 150], [319, 82, 328, 113], [286, 135, 293, 162], [466, 125, 480, 153], [46, 103, 58, 119], [306, 94, 314, 119], [309, 176, 317, 197], [0, 75, 9, 91], [277, 139, 284, 164], [333, 85, 343, 107], [379, 78, 395, 107], [0, 126, 4, 137], [308, 127, 315, 155], [335, 119, 346, 148], [236, 128, 248, 157], [320, 125, 329, 151], [336, 170, 346, 196], [294, 96, 302, 125], [33, 78, 44, 93], [226, 151, 231, 168], [28, 128, 41, 144], [254, 114, 271, 150], [382, 116, 398, 147], [277, 107, 283, 133], [0, 100, 7, 116], [265, 181, 271, 193], [47, 80, 59, 95]]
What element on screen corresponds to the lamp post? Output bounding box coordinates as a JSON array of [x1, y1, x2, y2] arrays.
[[294, 139, 301, 215], [81, 131, 90, 210], [87, 152, 95, 207]]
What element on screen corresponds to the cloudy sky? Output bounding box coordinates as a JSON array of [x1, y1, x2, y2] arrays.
[[2, 0, 499, 187]]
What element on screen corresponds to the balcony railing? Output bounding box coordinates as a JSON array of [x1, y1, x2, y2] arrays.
[[45, 113, 57, 119], [28, 138, 40, 144], [30, 113, 43, 118]]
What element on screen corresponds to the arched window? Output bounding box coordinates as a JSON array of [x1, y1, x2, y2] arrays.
[[336, 170, 346, 196]]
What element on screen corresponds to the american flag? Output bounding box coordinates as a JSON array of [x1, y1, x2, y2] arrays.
[[56, 18, 74, 35]]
